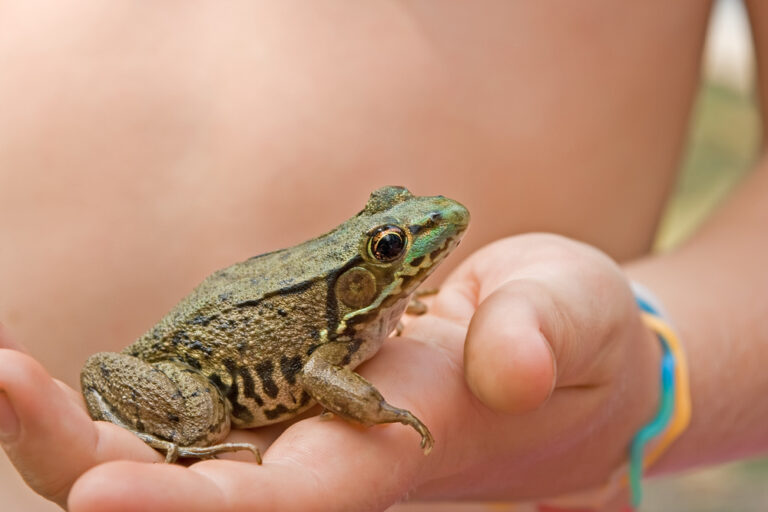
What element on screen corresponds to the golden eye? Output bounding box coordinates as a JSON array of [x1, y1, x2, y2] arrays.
[[369, 226, 406, 262]]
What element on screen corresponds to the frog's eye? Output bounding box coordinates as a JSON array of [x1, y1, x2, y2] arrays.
[[368, 225, 407, 262]]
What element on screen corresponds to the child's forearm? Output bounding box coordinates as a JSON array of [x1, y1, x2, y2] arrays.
[[625, 159, 768, 472]]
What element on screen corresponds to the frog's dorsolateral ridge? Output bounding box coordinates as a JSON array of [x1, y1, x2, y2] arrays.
[[81, 186, 470, 462]]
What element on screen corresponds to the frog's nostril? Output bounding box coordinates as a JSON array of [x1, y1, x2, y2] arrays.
[[448, 203, 470, 226], [429, 212, 443, 222]]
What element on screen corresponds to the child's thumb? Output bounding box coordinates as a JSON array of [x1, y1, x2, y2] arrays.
[[463, 278, 584, 413]]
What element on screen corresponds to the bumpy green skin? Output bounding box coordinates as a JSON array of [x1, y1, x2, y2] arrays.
[[81, 186, 469, 461]]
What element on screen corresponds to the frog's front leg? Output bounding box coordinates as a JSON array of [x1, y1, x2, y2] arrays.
[[81, 353, 261, 463], [394, 288, 439, 336], [298, 342, 434, 454], [405, 287, 438, 316]]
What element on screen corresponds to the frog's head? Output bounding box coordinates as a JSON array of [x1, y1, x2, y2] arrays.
[[334, 186, 469, 326]]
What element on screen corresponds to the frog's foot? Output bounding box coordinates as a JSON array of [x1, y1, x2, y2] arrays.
[[405, 288, 439, 316], [300, 342, 434, 455], [137, 432, 262, 464], [378, 403, 434, 455], [395, 288, 439, 336]]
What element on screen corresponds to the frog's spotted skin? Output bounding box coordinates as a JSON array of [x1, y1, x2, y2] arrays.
[[81, 186, 469, 462]]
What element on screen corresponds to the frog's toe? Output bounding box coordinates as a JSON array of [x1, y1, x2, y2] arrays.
[[378, 403, 434, 455], [418, 426, 435, 455], [405, 299, 428, 316], [144, 436, 262, 463], [405, 288, 439, 316], [174, 443, 263, 464], [165, 444, 180, 463], [403, 411, 434, 455]]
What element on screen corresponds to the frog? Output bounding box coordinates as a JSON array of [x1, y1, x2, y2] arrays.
[[80, 186, 470, 463]]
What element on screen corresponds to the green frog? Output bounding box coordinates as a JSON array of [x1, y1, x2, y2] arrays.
[[81, 186, 469, 463]]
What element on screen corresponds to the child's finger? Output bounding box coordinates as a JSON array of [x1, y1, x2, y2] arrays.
[[54, 378, 89, 412], [0, 349, 160, 507]]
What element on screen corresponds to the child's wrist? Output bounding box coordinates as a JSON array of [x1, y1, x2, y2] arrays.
[[627, 281, 692, 508], [536, 280, 691, 511]]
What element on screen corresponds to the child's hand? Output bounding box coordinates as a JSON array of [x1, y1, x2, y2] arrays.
[[408, 233, 662, 503], [0, 234, 661, 511]]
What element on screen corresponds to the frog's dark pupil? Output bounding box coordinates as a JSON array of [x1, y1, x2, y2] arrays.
[[371, 228, 405, 261]]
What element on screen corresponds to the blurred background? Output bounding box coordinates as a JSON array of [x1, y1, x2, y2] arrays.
[[654, 0, 759, 251], [645, 0, 768, 509]]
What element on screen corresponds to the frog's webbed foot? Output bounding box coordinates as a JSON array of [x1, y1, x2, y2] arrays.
[[405, 288, 438, 316], [299, 342, 434, 455], [394, 288, 438, 337], [136, 432, 262, 464]]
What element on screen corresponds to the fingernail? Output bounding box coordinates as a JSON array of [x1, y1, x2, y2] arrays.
[[0, 391, 20, 442]]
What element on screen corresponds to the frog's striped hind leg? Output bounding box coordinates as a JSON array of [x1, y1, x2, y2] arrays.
[[81, 352, 261, 463], [298, 342, 434, 454]]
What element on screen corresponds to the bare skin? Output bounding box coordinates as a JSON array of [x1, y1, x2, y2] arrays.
[[0, 0, 707, 386], [3, 1, 768, 511]]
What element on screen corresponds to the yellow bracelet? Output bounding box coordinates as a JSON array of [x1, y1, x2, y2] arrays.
[[535, 307, 691, 511], [638, 312, 692, 470]]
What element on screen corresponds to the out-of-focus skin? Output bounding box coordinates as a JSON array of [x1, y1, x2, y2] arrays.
[[4, 0, 768, 511], [0, 0, 708, 386]]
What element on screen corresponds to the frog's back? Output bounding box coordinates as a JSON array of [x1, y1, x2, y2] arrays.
[[123, 230, 365, 427], [131, 221, 360, 350]]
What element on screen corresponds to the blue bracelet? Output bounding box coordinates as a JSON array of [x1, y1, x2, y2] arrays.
[[628, 296, 677, 507]]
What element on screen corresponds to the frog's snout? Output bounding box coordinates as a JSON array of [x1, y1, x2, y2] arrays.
[[437, 199, 470, 234], [449, 202, 470, 228]]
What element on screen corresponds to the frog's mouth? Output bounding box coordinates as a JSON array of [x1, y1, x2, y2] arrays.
[[398, 225, 467, 296]]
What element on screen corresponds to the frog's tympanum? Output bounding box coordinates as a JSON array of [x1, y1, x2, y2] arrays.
[[81, 186, 469, 463]]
